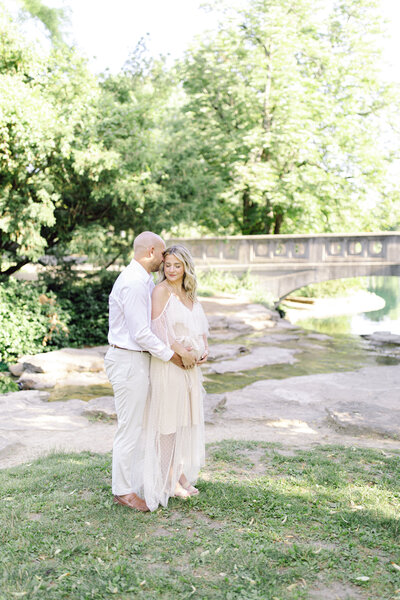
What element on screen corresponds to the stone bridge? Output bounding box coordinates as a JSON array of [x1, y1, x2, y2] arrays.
[[168, 232, 400, 301]]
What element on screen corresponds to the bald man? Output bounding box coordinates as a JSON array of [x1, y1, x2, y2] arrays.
[[105, 231, 194, 511]]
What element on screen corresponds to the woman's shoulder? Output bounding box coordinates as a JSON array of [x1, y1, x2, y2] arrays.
[[152, 281, 170, 300]]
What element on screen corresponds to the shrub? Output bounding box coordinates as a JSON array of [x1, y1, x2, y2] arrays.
[[0, 279, 70, 363], [0, 375, 19, 393], [46, 270, 117, 348]]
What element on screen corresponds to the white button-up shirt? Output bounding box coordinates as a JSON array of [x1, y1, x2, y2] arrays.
[[108, 259, 173, 362]]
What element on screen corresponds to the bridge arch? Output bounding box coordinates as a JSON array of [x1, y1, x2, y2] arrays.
[[168, 232, 400, 302]]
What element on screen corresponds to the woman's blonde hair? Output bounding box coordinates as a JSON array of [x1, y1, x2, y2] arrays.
[[158, 244, 198, 301]]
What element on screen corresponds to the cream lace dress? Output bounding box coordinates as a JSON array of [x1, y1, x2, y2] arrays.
[[132, 292, 209, 511]]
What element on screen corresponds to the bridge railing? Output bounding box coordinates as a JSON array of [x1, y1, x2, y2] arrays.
[[168, 232, 400, 266]]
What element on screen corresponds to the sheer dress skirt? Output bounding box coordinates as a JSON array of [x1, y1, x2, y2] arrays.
[[131, 294, 208, 511]]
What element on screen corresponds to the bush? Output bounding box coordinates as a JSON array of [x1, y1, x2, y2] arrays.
[[0, 375, 19, 393], [46, 270, 117, 348], [0, 279, 70, 363], [291, 277, 369, 298], [197, 269, 274, 308], [0, 271, 117, 363]]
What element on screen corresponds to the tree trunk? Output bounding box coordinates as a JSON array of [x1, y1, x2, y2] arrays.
[[274, 210, 283, 234], [0, 258, 30, 278]]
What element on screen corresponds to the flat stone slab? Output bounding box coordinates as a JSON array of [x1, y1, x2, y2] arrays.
[[0, 390, 115, 469], [9, 346, 108, 376], [208, 346, 299, 374], [207, 344, 249, 362], [326, 402, 400, 438], [82, 396, 116, 419], [306, 333, 333, 341], [203, 394, 227, 424], [9, 346, 109, 390], [215, 365, 400, 440], [362, 331, 400, 345], [255, 333, 301, 344], [18, 370, 110, 391]]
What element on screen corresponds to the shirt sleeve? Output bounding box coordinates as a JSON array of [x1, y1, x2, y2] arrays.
[[122, 282, 173, 362]]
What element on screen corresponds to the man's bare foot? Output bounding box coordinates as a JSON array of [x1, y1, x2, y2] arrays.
[[113, 493, 149, 512]]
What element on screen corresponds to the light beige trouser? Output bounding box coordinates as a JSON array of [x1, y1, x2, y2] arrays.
[[104, 346, 150, 496]]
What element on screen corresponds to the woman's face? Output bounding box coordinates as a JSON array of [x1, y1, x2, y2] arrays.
[[164, 254, 185, 284]]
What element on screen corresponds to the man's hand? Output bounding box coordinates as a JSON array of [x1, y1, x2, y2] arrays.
[[181, 349, 196, 369], [170, 352, 185, 369]]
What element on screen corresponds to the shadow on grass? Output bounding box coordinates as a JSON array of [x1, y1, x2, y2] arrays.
[[0, 444, 399, 599]]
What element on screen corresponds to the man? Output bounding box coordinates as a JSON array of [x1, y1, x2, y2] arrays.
[[104, 231, 195, 511]]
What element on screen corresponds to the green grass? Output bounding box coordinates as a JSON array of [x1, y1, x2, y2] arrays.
[[1, 442, 400, 599], [290, 278, 368, 299]]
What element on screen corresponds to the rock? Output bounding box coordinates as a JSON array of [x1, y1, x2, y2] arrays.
[[18, 370, 110, 391], [204, 394, 227, 424], [307, 333, 332, 341], [275, 319, 300, 330], [207, 315, 229, 330], [0, 390, 115, 469], [82, 396, 116, 419], [210, 365, 400, 441], [207, 344, 249, 362], [10, 346, 109, 390], [255, 333, 301, 344], [326, 402, 400, 439], [208, 346, 298, 374], [0, 435, 23, 458], [11, 346, 108, 378], [362, 331, 400, 345], [209, 329, 247, 341], [235, 304, 280, 322]]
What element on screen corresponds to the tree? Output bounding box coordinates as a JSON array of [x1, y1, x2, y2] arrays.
[[178, 0, 398, 234], [0, 5, 126, 276]]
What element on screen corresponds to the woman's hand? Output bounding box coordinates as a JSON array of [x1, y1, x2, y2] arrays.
[[196, 349, 209, 365]]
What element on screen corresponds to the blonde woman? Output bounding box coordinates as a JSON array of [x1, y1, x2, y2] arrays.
[[132, 245, 209, 511]]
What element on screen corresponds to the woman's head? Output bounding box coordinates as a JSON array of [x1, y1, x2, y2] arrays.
[[159, 245, 197, 301]]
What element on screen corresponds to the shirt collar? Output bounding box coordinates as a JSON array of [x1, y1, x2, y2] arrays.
[[129, 258, 152, 283]]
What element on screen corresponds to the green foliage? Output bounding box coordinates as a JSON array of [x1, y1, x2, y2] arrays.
[[45, 270, 117, 348], [197, 268, 274, 307], [178, 0, 398, 235], [0, 444, 399, 599], [17, 0, 67, 41], [1, 0, 399, 279], [0, 272, 119, 362], [291, 277, 369, 298], [0, 374, 18, 393], [0, 278, 70, 362]]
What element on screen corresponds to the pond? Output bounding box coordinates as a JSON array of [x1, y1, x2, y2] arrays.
[[283, 276, 400, 336]]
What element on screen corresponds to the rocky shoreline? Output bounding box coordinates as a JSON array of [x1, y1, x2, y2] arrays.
[[1, 295, 399, 468]]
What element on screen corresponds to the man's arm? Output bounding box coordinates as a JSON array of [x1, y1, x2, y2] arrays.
[[123, 283, 173, 362]]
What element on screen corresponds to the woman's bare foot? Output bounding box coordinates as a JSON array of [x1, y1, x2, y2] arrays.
[[179, 475, 200, 496], [173, 482, 190, 499]]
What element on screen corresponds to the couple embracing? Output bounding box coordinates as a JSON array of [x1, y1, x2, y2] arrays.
[[104, 232, 209, 512]]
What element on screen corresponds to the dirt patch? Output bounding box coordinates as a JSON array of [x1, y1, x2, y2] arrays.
[[308, 581, 368, 600], [27, 512, 42, 521]]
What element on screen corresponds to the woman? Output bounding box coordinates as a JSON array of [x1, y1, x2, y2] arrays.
[[132, 245, 209, 511]]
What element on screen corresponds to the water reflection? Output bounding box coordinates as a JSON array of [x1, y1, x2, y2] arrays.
[[288, 276, 400, 336]]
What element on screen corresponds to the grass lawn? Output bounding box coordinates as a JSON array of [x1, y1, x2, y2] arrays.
[[1, 441, 399, 600]]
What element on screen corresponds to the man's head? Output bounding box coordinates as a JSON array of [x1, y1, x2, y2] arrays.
[[133, 231, 166, 273]]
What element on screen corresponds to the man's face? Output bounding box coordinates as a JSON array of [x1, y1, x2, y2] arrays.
[[150, 242, 166, 272]]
